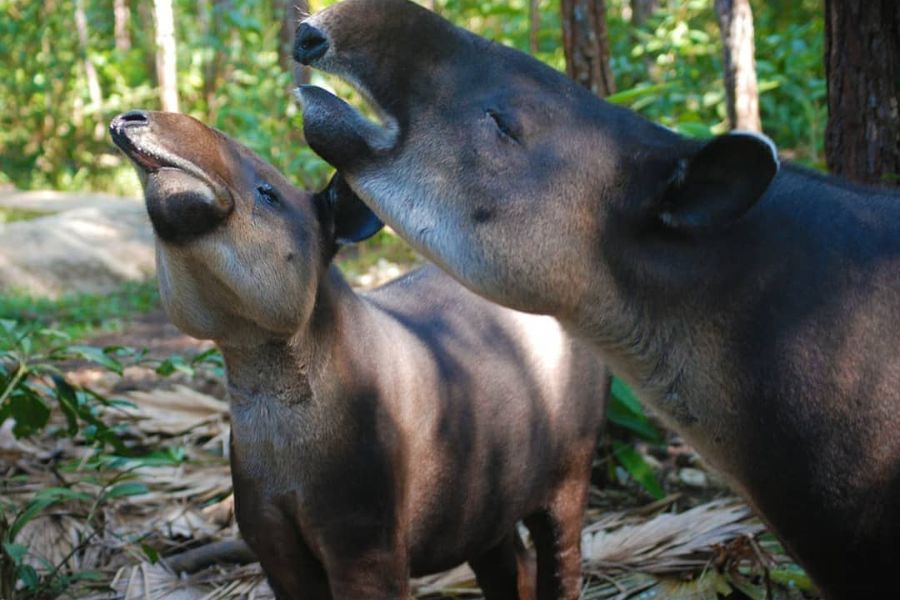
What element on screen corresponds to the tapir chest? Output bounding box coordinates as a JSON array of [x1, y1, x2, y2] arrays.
[[228, 394, 339, 496]]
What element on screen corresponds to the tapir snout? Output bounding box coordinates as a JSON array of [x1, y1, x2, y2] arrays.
[[110, 110, 234, 243]]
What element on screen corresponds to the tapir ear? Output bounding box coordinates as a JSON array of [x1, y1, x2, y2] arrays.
[[656, 132, 779, 232], [323, 173, 384, 245]]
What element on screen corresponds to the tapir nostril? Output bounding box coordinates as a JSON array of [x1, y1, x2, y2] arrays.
[[110, 110, 151, 139], [118, 110, 150, 126], [294, 23, 329, 65]]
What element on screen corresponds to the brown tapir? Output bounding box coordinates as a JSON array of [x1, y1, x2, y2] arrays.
[[109, 110, 610, 600], [292, 1, 900, 597]]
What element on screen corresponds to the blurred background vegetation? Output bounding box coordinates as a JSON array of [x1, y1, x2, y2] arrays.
[[0, 0, 825, 196]]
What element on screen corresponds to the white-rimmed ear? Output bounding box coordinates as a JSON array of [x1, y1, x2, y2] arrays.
[[656, 132, 780, 232]]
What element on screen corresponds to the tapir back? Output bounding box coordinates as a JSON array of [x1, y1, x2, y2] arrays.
[[361, 266, 608, 575]]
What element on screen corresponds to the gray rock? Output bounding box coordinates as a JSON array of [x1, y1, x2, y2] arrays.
[[0, 191, 155, 298]]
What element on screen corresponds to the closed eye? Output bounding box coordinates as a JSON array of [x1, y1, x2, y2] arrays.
[[485, 109, 520, 144], [256, 183, 281, 207]]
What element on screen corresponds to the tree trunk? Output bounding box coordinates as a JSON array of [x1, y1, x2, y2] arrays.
[[153, 0, 180, 112], [138, 2, 158, 87], [561, 0, 616, 97], [631, 0, 657, 25], [825, 0, 900, 187], [715, 0, 762, 132], [74, 0, 102, 110], [114, 0, 131, 51], [201, 0, 226, 120], [278, 0, 310, 88], [74, 0, 104, 139], [529, 0, 541, 54]]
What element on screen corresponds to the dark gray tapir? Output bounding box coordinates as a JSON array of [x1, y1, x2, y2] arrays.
[[110, 110, 609, 600], [293, 0, 900, 597]]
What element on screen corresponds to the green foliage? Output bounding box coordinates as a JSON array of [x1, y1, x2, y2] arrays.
[[606, 377, 665, 498], [0, 474, 149, 598], [0, 0, 827, 193], [0, 0, 328, 194], [0, 320, 126, 596], [0, 320, 131, 447], [607, 377, 662, 444], [0, 281, 159, 344], [0, 316, 220, 597], [0, 207, 53, 224], [603, 0, 825, 162]]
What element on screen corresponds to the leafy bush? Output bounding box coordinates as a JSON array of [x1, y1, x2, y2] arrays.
[[0, 318, 221, 597]]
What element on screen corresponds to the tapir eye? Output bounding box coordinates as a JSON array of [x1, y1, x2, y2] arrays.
[[256, 183, 281, 207], [485, 109, 520, 144]]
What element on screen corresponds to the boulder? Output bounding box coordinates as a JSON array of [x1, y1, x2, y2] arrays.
[[0, 190, 155, 298]]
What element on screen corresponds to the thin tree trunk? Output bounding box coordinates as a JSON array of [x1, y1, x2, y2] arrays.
[[715, 0, 761, 132], [138, 2, 158, 87], [279, 0, 310, 88], [631, 0, 657, 25], [74, 0, 103, 110], [825, 0, 900, 187], [74, 0, 104, 138], [561, 0, 616, 97], [153, 0, 180, 112], [201, 0, 225, 120], [114, 0, 131, 51], [529, 0, 541, 54]]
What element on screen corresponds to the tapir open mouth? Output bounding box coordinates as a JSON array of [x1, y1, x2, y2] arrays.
[[293, 20, 399, 157], [295, 84, 400, 171], [109, 128, 166, 172], [109, 112, 218, 190]]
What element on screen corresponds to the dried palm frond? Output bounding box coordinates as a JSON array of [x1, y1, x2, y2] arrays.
[[582, 498, 764, 575], [413, 563, 479, 597], [109, 562, 274, 600], [123, 385, 228, 437]]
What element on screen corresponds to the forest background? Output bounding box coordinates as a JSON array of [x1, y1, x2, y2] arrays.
[[0, 1, 898, 598], [0, 0, 833, 196]]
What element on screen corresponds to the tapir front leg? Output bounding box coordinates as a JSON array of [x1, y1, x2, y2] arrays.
[[237, 507, 332, 600], [322, 545, 411, 599]]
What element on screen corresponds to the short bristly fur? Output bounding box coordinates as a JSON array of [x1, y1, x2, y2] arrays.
[[109, 110, 609, 600], [293, 2, 900, 597]]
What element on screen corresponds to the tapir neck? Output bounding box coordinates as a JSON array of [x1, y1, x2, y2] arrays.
[[220, 265, 364, 407]]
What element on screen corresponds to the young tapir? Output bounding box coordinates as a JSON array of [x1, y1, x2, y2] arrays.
[[109, 110, 610, 600], [292, 1, 900, 597]]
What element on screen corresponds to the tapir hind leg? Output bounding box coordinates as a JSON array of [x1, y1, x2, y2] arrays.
[[468, 531, 536, 600], [524, 471, 591, 600]]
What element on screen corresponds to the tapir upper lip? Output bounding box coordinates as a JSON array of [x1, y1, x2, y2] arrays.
[[110, 121, 220, 192]]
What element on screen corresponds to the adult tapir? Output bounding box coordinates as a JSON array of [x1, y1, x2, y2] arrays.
[[292, 0, 900, 597], [109, 110, 609, 600]]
